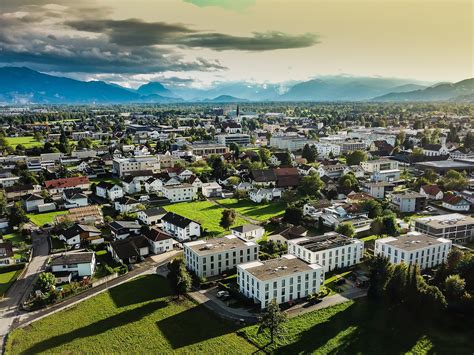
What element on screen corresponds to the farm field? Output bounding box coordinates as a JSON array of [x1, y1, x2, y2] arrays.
[[239, 299, 472, 354], [5, 136, 43, 149], [217, 198, 286, 221], [164, 200, 247, 236], [27, 211, 68, 226], [5, 275, 256, 354]]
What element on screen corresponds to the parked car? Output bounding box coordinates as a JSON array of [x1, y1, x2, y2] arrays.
[[216, 290, 229, 298]]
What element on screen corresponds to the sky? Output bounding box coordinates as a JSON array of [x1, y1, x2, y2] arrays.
[[0, 0, 472, 88]]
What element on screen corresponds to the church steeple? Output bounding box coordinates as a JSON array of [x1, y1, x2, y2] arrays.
[[236, 105, 240, 117]]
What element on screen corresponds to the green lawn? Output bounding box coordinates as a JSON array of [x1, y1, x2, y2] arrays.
[[3, 232, 25, 247], [6, 275, 256, 354], [5, 136, 43, 149], [0, 269, 23, 297], [217, 198, 286, 222], [239, 299, 472, 354], [164, 200, 247, 236], [27, 211, 68, 226], [360, 235, 379, 242]]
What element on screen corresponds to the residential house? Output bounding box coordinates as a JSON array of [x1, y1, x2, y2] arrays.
[[250, 169, 277, 187], [317, 164, 346, 179], [161, 183, 197, 203], [230, 224, 265, 242], [95, 181, 124, 201], [201, 182, 223, 198], [4, 184, 41, 201], [419, 185, 444, 200], [63, 188, 88, 209], [137, 207, 167, 226], [442, 194, 470, 212], [108, 236, 150, 264], [0, 241, 14, 266], [22, 193, 45, 212], [59, 224, 102, 246], [362, 182, 393, 199], [162, 212, 201, 241], [145, 227, 174, 254], [249, 188, 282, 203], [390, 191, 426, 213], [269, 152, 295, 167], [274, 168, 301, 189], [45, 176, 90, 195], [51, 252, 96, 281], [114, 197, 142, 214], [109, 220, 141, 240]]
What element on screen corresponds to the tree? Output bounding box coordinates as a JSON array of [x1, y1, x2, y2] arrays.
[[446, 249, 463, 273], [338, 173, 359, 190], [9, 201, 28, 227], [336, 222, 355, 238], [360, 199, 382, 218], [259, 147, 271, 164], [368, 255, 392, 300], [441, 170, 468, 191], [385, 263, 407, 304], [257, 299, 287, 344], [167, 258, 192, 298], [220, 209, 236, 230], [209, 155, 228, 180], [464, 131, 474, 150], [302, 144, 318, 163], [444, 274, 466, 302], [298, 173, 324, 197], [279, 151, 293, 166], [35, 272, 56, 293], [346, 150, 367, 166], [283, 206, 303, 225]]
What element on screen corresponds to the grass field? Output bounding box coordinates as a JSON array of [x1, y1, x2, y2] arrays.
[[5, 136, 43, 149], [0, 269, 23, 297], [217, 198, 286, 221], [239, 299, 472, 354], [3, 232, 25, 247], [164, 200, 247, 236], [27, 211, 68, 226], [6, 275, 256, 354]]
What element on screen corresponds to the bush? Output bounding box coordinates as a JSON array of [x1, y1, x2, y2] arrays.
[[0, 263, 25, 273]]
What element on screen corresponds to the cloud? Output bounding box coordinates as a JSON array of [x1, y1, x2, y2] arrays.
[[181, 31, 320, 51], [183, 0, 256, 11]]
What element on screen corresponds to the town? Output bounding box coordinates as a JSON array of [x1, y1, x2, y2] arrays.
[[0, 102, 472, 353]]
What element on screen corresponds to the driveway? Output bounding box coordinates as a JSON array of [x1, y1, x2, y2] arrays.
[[0, 229, 50, 352]]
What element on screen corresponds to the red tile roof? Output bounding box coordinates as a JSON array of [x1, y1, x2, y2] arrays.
[[421, 185, 442, 196], [45, 176, 89, 189]]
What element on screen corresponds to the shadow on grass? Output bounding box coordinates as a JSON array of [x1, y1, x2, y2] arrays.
[[156, 303, 240, 349], [24, 300, 168, 353], [273, 300, 472, 354], [108, 275, 172, 308]]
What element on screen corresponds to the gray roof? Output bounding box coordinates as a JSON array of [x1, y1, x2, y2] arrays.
[[231, 224, 263, 233], [51, 252, 94, 266]]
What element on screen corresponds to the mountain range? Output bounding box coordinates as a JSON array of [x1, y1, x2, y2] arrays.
[[0, 67, 472, 104]]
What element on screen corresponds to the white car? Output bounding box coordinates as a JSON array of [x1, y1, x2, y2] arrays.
[[216, 290, 229, 298]]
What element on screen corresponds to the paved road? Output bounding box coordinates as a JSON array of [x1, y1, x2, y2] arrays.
[[0, 230, 50, 352]]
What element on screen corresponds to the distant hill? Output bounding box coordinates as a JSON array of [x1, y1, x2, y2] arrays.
[[0, 67, 180, 104], [136, 82, 178, 98], [373, 78, 474, 102], [279, 77, 424, 101], [204, 95, 249, 103]]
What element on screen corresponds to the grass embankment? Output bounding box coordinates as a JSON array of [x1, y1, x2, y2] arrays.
[[27, 211, 69, 226], [6, 275, 256, 354], [217, 198, 286, 222], [164, 200, 247, 236]]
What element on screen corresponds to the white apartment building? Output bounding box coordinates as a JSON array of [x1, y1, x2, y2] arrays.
[[112, 156, 160, 177], [313, 143, 341, 158], [372, 169, 401, 182], [361, 159, 399, 173], [269, 135, 317, 151], [414, 213, 474, 244], [184, 235, 259, 278], [375, 232, 452, 269], [287, 232, 364, 272], [237, 254, 323, 309], [161, 183, 197, 203]]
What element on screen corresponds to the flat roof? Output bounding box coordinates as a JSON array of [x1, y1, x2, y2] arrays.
[[290, 232, 361, 252], [377, 233, 450, 251], [185, 235, 256, 256], [415, 213, 474, 228], [239, 254, 320, 281], [415, 160, 474, 169]]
